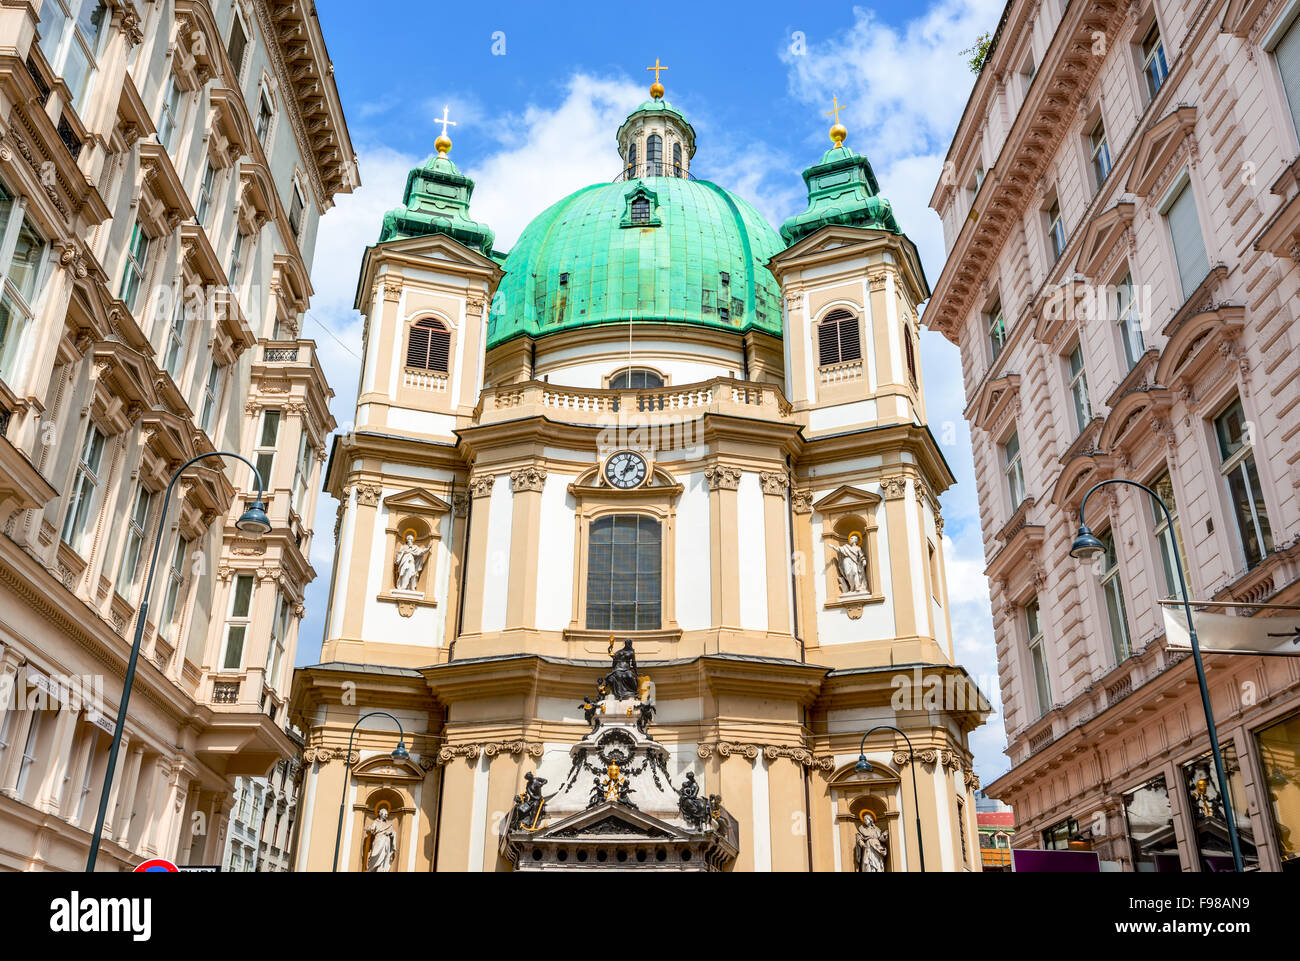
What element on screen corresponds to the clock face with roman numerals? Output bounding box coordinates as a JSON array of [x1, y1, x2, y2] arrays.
[[604, 451, 648, 489]]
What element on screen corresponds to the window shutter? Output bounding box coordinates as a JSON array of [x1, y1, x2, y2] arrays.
[[818, 321, 840, 365], [1165, 183, 1209, 300], [406, 324, 430, 368], [838, 314, 861, 361], [1276, 17, 1300, 139], [427, 324, 450, 372]]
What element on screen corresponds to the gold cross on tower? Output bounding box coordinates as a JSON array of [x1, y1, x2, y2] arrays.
[[646, 57, 668, 99], [434, 104, 456, 156], [825, 94, 848, 147]]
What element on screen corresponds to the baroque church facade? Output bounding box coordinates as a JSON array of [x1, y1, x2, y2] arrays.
[[288, 75, 989, 871]]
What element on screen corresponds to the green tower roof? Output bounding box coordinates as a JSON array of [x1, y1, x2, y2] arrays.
[[486, 176, 784, 350], [378, 155, 495, 255], [779, 144, 901, 246]]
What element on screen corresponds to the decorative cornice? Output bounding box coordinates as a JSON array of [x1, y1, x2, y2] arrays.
[[436, 740, 543, 765], [698, 742, 831, 770]]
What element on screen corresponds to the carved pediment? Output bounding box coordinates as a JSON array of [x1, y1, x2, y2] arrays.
[[1075, 202, 1135, 278], [811, 485, 882, 517], [383, 487, 451, 517], [526, 802, 684, 843], [1222, 0, 1273, 38], [968, 373, 1021, 432], [351, 754, 426, 782], [1125, 106, 1197, 199]]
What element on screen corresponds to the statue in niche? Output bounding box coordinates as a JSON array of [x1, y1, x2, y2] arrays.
[[853, 811, 888, 873], [365, 808, 398, 872], [837, 532, 869, 595], [394, 531, 429, 592], [599, 638, 641, 700]]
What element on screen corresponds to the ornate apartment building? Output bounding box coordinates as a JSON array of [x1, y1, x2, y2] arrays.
[[928, 0, 1300, 870], [221, 755, 299, 871], [289, 81, 990, 872], [0, 0, 353, 871]]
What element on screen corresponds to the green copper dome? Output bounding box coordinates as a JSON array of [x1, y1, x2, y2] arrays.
[[486, 176, 784, 349], [379, 155, 495, 255], [780, 144, 901, 246]]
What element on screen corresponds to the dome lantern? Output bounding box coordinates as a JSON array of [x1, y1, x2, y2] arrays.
[[616, 59, 696, 180]]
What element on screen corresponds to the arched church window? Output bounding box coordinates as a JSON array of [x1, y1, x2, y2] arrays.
[[626, 141, 637, 178], [817, 309, 861, 366], [609, 368, 664, 390], [646, 134, 662, 176], [585, 514, 661, 631], [673, 142, 682, 177], [630, 195, 651, 224], [406, 317, 450, 372], [904, 323, 917, 385]]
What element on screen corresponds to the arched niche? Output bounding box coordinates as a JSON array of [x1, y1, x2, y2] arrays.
[[348, 756, 426, 873], [828, 760, 903, 873], [380, 487, 451, 615], [813, 486, 885, 617]]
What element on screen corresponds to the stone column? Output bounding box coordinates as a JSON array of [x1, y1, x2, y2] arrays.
[[706, 465, 742, 629], [112, 744, 146, 844], [505, 467, 545, 632], [34, 707, 78, 813]]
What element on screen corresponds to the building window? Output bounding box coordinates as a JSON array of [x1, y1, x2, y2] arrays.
[[1090, 118, 1111, 188], [1123, 776, 1181, 872], [265, 591, 292, 689], [673, 142, 682, 177], [609, 368, 664, 389], [1042, 817, 1080, 851], [256, 90, 274, 145], [405, 318, 450, 372], [1164, 181, 1209, 301], [61, 423, 106, 552], [195, 160, 217, 228], [817, 308, 861, 366], [158, 535, 190, 643], [1066, 344, 1091, 434], [227, 14, 249, 78], [252, 409, 281, 490], [1047, 197, 1066, 262], [904, 324, 918, 385], [1214, 398, 1273, 570], [1026, 597, 1051, 718], [200, 360, 223, 434], [37, 0, 106, 111], [1273, 16, 1300, 140], [957, 798, 970, 869], [221, 573, 256, 669], [15, 709, 44, 798], [162, 287, 188, 378], [116, 485, 153, 597], [228, 231, 245, 286], [1100, 530, 1132, 664], [1150, 470, 1190, 600], [630, 194, 651, 224], [1003, 431, 1025, 509], [585, 514, 661, 631], [986, 297, 1007, 361], [1115, 272, 1145, 370], [1255, 711, 1300, 870], [119, 220, 150, 311], [289, 184, 305, 240], [157, 71, 183, 152], [291, 429, 313, 516], [1182, 745, 1258, 871], [646, 134, 662, 176], [625, 141, 637, 177], [1141, 21, 1169, 100], [0, 182, 48, 380]]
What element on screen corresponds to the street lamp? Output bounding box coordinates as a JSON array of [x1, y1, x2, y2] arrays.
[[856, 724, 925, 872], [332, 711, 410, 872], [1070, 478, 1245, 873], [86, 452, 272, 871]]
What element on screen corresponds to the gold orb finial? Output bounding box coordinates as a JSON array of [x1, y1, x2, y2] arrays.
[[434, 104, 457, 157], [646, 57, 667, 100], [826, 95, 848, 148]]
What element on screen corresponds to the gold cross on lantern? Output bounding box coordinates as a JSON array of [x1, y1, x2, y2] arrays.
[[434, 105, 457, 138], [646, 58, 668, 83], [825, 95, 847, 125]]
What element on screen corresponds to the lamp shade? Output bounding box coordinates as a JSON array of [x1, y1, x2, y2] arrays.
[[855, 756, 873, 774], [1069, 524, 1105, 560], [391, 742, 410, 762], [236, 500, 272, 535]]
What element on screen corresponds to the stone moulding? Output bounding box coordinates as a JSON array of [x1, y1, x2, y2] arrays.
[[697, 742, 834, 771], [436, 740, 544, 765]]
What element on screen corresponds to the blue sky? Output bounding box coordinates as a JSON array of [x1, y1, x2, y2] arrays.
[[299, 0, 1011, 782]]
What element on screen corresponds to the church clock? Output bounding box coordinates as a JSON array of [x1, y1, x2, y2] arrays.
[[603, 450, 649, 489]]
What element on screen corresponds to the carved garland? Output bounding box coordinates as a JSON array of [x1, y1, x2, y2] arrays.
[[697, 743, 834, 771], [436, 740, 544, 765]]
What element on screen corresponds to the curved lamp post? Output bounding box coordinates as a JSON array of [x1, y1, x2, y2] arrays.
[[856, 724, 925, 872], [86, 452, 272, 871], [1070, 477, 1244, 873], [332, 711, 410, 872]]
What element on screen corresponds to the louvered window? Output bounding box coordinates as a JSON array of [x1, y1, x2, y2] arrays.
[[817, 309, 861, 366], [406, 318, 450, 372]]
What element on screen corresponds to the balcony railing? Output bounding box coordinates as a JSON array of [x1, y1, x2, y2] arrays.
[[613, 162, 695, 182]]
